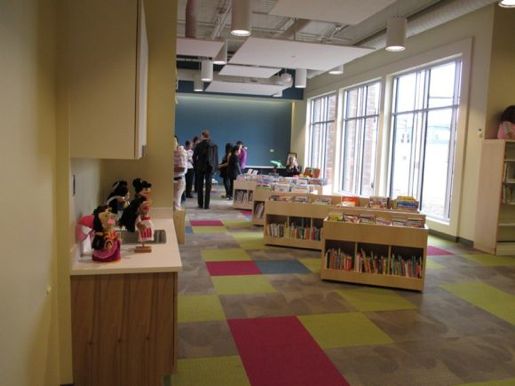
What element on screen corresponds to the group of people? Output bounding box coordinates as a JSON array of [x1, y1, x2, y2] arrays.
[[219, 141, 247, 200], [173, 130, 248, 210]]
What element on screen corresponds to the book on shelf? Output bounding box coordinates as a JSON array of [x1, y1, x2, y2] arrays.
[[327, 211, 344, 221], [392, 196, 419, 211], [291, 186, 310, 193], [406, 217, 425, 228], [325, 248, 354, 271], [267, 222, 321, 241], [376, 216, 392, 226], [273, 183, 291, 192], [358, 214, 375, 224], [391, 217, 407, 227], [312, 197, 332, 205], [269, 194, 292, 202], [343, 214, 359, 223], [368, 196, 389, 209], [339, 196, 361, 207], [234, 190, 250, 203], [292, 195, 309, 203], [256, 183, 272, 191]]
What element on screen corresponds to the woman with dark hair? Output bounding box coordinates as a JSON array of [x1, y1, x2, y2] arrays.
[[497, 105, 515, 139], [119, 178, 152, 232], [227, 145, 242, 199], [105, 180, 129, 217], [219, 142, 233, 199]]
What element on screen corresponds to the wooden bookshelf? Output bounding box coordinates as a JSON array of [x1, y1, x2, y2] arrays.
[[263, 196, 339, 250], [251, 188, 272, 225], [320, 210, 428, 292], [233, 179, 257, 210], [475, 140, 515, 255]]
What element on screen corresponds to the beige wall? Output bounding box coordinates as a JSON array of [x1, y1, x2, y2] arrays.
[[485, 6, 515, 138], [0, 1, 60, 385], [295, 5, 497, 240]]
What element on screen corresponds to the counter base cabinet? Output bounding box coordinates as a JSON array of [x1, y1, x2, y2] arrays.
[[71, 272, 177, 386], [320, 220, 427, 292]]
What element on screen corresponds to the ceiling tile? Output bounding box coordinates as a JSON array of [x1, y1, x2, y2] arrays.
[[219, 65, 281, 78], [270, 0, 397, 25], [229, 37, 374, 71], [177, 38, 224, 58], [205, 80, 286, 96]]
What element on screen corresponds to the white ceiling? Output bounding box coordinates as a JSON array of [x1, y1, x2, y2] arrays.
[[270, 0, 397, 25], [229, 37, 374, 71], [219, 64, 281, 78], [176, 0, 497, 97]]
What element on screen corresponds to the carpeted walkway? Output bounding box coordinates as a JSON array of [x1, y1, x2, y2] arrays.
[[170, 188, 515, 386]]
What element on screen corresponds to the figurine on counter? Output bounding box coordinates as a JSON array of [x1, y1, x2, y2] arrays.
[[91, 205, 121, 262], [135, 199, 154, 253], [119, 178, 152, 232], [105, 180, 130, 218]]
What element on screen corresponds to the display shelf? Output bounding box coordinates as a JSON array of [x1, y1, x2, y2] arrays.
[[233, 179, 257, 210], [263, 197, 338, 250], [320, 213, 428, 292], [475, 140, 515, 255], [251, 188, 273, 225]]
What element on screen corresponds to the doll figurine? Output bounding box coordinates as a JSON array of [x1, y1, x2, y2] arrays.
[[91, 205, 121, 262], [105, 180, 130, 218], [119, 178, 152, 232], [135, 199, 154, 253]]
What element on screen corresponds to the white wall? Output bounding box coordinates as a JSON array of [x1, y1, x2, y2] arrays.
[[293, 5, 497, 240], [0, 1, 60, 385]]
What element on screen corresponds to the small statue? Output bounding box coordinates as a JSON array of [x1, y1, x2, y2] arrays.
[[119, 178, 152, 232], [105, 180, 130, 219], [91, 205, 121, 262], [135, 199, 154, 253]]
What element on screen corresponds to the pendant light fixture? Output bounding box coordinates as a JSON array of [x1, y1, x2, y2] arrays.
[[213, 41, 227, 65], [386, 16, 407, 52], [193, 74, 203, 92], [498, 0, 515, 7], [201, 59, 213, 82], [295, 69, 307, 88], [329, 65, 344, 75], [231, 0, 251, 37]]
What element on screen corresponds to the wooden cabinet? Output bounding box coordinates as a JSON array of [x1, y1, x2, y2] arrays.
[[68, 0, 148, 159], [251, 188, 272, 226], [474, 140, 515, 255], [71, 272, 177, 386], [320, 209, 428, 292], [233, 180, 257, 210]]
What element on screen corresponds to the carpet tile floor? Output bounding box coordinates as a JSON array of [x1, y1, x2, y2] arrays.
[[172, 190, 515, 386]]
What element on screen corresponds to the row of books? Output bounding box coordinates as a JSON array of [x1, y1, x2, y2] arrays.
[[253, 202, 265, 219], [237, 174, 326, 186], [234, 190, 253, 203], [325, 248, 423, 278], [327, 212, 425, 228], [266, 223, 322, 241], [502, 184, 514, 204]]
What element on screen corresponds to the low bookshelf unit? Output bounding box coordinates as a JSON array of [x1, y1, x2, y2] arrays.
[[320, 208, 428, 292], [263, 195, 340, 250], [233, 179, 257, 210]]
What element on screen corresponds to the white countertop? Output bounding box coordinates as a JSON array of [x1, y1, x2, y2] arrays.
[[71, 213, 182, 276]]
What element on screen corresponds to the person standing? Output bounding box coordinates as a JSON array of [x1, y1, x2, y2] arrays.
[[183, 140, 194, 198], [236, 140, 248, 171], [227, 145, 242, 198], [219, 142, 233, 199], [173, 136, 187, 210], [193, 130, 217, 209]]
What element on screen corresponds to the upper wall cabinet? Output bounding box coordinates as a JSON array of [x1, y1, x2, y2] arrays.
[[68, 0, 148, 159]]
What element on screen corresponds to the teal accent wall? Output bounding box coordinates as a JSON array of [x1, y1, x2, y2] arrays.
[[175, 94, 292, 166]]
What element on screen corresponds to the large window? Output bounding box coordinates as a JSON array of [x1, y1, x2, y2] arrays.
[[340, 81, 381, 196], [389, 60, 462, 221], [307, 93, 337, 180]]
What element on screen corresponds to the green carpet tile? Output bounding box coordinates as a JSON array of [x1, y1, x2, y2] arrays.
[[336, 287, 416, 312], [441, 281, 515, 325], [178, 295, 226, 323], [426, 259, 445, 270], [460, 253, 515, 267], [211, 275, 277, 295], [455, 378, 515, 386], [298, 312, 393, 348], [298, 257, 322, 273], [171, 356, 250, 386]]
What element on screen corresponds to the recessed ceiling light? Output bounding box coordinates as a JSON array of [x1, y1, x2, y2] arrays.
[[498, 0, 515, 7]]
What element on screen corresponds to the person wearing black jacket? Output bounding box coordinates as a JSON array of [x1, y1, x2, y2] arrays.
[[227, 145, 242, 198], [219, 142, 233, 199], [193, 130, 217, 209]]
